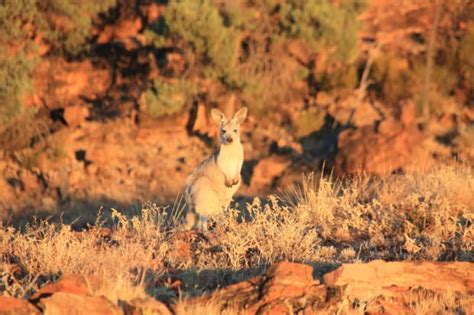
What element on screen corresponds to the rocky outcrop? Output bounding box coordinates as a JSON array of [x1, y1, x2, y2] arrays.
[[40, 293, 122, 315], [335, 102, 428, 175], [249, 155, 292, 193], [323, 260, 474, 300], [29, 274, 171, 315], [0, 296, 40, 315], [30, 274, 100, 303], [179, 260, 474, 314], [182, 261, 332, 314], [28, 58, 111, 111], [2, 260, 473, 314]]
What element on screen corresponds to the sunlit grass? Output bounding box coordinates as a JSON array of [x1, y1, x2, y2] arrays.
[[0, 161, 472, 311]]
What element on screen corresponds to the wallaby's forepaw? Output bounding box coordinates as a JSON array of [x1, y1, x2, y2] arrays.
[[225, 176, 240, 187], [231, 176, 240, 186]]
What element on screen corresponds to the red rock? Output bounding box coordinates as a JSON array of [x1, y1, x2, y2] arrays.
[[97, 18, 143, 44], [142, 3, 166, 24], [39, 292, 121, 315], [250, 155, 291, 190], [366, 300, 414, 315], [262, 261, 317, 300], [31, 274, 99, 302], [0, 296, 40, 315], [257, 302, 291, 315], [166, 52, 186, 75], [288, 39, 313, 65], [323, 260, 474, 301], [121, 298, 172, 315], [182, 262, 326, 314], [335, 120, 424, 175], [189, 103, 216, 137], [335, 99, 429, 175], [19, 171, 41, 191], [164, 231, 205, 266], [64, 105, 89, 127], [29, 58, 110, 110]]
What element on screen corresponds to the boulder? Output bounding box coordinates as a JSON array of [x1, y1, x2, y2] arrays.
[[31, 274, 100, 303], [0, 296, 40, 315], [64, 105, 90, 127], [183, 262, 328, 314], [335, 102, 426, 175], [120, 297, 172, 315], [39, 292, 122, 315], [164, 231, 196, 266], [140, 3, 166, 24], [178, 260, 473, 314], [287, 39, 313, 65], [29, 58, 110, 110], [97, 18, 143, 44], [250, 155, 292, 191], [188, 103, 216, 137], [323, 260, 474, 301]]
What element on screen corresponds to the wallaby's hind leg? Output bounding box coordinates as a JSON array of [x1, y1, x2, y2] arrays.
[[193, 187, 220, 232], [198, 215, 208, 231], [183, 211, 198, 231]]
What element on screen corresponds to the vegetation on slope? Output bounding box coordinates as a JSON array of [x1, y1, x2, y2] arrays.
[[1, 163, 472, 304], [0, 0, 116, 127]]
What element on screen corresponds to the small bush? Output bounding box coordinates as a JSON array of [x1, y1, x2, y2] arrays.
[[0, 0, 38, 128], [371, 53, 415, 108], [457, 23, 474, 90], [144, 79, 194, 118], [0, 0, 116, 128], [162, 0, 241, 87], [36, 0, 117, 55], [279, 0, 365, 63]]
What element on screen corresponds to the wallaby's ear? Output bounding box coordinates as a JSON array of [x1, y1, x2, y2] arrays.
[[210, 108, 226, 124], [233, 107, 248, 124]]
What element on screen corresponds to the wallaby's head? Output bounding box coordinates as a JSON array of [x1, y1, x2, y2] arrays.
[[210, 107, 248, 145]]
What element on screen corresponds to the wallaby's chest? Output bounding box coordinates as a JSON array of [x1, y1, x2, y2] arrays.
[[217, 144, 243, 179]]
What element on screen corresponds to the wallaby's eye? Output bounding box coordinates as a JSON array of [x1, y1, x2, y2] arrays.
[[233, 129, 237, 133], [222, 129, 226, 133]]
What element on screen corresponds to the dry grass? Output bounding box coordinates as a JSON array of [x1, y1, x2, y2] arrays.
[[0, 162, 472, 311]]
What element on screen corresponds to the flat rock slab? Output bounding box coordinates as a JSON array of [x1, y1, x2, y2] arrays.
[[0, 296, 40, 315], [323, 259, 474, 301]]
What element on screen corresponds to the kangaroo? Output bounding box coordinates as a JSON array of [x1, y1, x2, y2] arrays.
[[184, 107, 248, 231]]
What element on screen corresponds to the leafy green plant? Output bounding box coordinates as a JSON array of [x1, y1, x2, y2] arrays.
[[156, 0, 242, 86], [371, 53, 415, 107], [457, 23, 474, 89], [36, 0, 117, 55], [280, 0, 366, 63], [144, 79, 194, 118], [0, 0, 38, 128], [0, 0, 116, 128], [293, 108, 326, 138]]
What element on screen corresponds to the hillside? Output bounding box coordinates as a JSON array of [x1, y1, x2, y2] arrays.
[[0, 0, 473, 222], [0, 0, 473, 313]]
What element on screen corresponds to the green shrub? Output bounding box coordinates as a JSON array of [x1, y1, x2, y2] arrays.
[[158, 0, 242, 87], [0, 57, 36, 127], [0, 0, 38, 127], [458, 23, 474, 89], [371, 53, 415, 107], [144, 79, 193, 118], [293, 108, 326, 138], [280, 0, 366, 63], [36, 0, 117, 55], [278, 0, 367, 90], [0, 0, 116, 128]]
